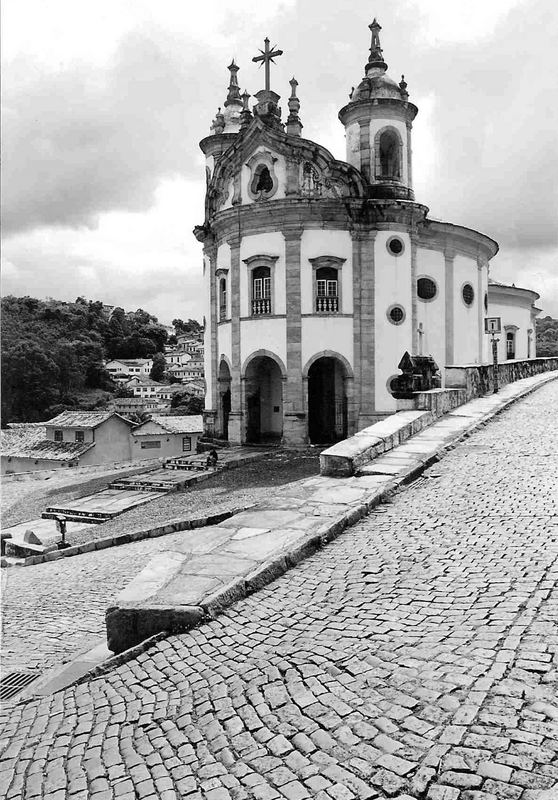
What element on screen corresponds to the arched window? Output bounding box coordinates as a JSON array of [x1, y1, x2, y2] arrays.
[[378, 129, 401, 179], [219, 277, 227, 321], [252, 266, 272, 315], [252, 165, 273, 194], [506, 331, 515, 359], [315, 266, 338, 313]]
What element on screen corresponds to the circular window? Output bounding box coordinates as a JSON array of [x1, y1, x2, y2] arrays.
[[462, 283, 475, 306], [387, 304, 406, 325], [386, 236, 405, 256], [417, 277, 437, 301]]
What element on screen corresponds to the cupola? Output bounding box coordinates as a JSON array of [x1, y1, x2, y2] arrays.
[[338, 19, 418, 200]]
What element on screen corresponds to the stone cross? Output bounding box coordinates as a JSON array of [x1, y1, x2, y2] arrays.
[[252, 38, 283, 92]]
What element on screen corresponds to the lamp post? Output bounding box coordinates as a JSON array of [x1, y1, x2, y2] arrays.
[[484, 317, 502, 394]]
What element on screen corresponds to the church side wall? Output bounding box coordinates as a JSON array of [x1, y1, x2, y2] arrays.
[[416, 247, 446, 381], [488, 296, 534, 362], [301, 318, 354, 371], [203, 254, 214, 410], [373, 230, 413, 412], [452, 255, 481, 364]]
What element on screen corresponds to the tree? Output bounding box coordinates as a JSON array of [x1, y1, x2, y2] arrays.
[[170, 392, 204, 414], [150, 353, 167, 382], [536, 316, 558, 357]]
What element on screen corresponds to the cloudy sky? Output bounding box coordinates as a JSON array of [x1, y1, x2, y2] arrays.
[[2, 0, 557, 323]]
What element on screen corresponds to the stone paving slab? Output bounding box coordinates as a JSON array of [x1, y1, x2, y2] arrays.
[[43, 487, 168, 521], [105, 370, 558, 655]]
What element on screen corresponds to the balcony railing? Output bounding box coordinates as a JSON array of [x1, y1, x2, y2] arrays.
[[252, 298, 272, 316], [315, 296, 339, 313]]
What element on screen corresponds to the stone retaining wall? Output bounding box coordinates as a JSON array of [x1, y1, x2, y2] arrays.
[[445, 357, 558, 401]]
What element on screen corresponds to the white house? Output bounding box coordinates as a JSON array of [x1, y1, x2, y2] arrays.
[[105, 358, 153, 381], [130, 415, 204, 460]]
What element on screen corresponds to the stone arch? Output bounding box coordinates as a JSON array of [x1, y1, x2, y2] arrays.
[[241, 349, 287, 381], [302, 350, 354, 380]]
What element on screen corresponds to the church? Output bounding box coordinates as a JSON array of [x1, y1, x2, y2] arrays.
[[195, 20, 538, 447]]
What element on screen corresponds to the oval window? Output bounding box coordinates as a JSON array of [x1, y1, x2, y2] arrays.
[[387, 237, 404, 256], [462, 283, 475, 306], [417, 277, 437, 301], [387, 304, 405, 325]]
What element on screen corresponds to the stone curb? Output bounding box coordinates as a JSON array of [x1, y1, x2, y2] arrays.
[[1, 505, 255, 569]]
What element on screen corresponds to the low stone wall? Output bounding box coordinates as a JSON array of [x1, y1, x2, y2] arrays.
[[446, 357, 558, 401]]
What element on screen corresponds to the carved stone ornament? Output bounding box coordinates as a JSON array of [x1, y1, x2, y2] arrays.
[[245, 150, 279, 201]]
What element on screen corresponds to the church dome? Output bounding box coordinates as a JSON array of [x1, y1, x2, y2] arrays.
[[352, 67, 404, 103]]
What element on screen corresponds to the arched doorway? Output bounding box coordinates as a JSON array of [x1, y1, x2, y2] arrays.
[[217, 359, 231, 440], [244, 356, 283, 443], [307, 357, 348, 444]]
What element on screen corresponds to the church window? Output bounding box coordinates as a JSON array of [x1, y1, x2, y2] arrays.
[[378, 129, 401, 179], [462, 283, 475, 306], [506, 331, 516, 359], [387, 236, 405, 256], [315, 266, 339, 313], [251, 266, 272, 315], [417, 277, 438, 301], [219, 278, 227, 321], [387, 304, 406, 325]]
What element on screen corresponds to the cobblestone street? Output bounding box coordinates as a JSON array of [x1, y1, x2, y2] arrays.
[[1, 380, 557, 800]]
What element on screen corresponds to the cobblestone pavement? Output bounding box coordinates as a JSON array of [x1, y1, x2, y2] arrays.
[[1, 380, 557, 800]]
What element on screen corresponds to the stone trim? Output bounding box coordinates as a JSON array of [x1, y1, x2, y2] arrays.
[[504, 324, 520, 332], [309, 255, 347, 315], [411, 236, 418, 352], [240, 349, 287, 380], [301, 350, 355, 380], [444, 250, 455, 366], [242, 254, 280, 268], [353, 229, 376, 427], [239, 313, 286, 322], [416, 274, 439, 303], [406, 120, 413, 191], [284, 228, 305, 443], [228, 238, 242, 444], [301, 313, 353, 319], [245, 150, 279, 201], [386, 303, 406, 326]]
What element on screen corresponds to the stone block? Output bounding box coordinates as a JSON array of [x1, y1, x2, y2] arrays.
[[105, 604, 204, 654]]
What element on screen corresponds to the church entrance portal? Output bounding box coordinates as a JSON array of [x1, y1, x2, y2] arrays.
[[244, 356, 283, 443], [307, 357, 348, 444]]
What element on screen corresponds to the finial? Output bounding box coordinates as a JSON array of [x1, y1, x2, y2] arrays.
[[399, 74, 408, 98], [366, 17, 387, 73], [286, 76, 302, 136], [211, 106, 225, 134], [240, 90, 252, 130], [225, 59, 242, 107]]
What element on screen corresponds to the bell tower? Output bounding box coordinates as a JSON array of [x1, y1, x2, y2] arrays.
[[338, 19, 418, 200]]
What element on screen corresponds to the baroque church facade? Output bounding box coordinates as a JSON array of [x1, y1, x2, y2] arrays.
[[195, 21, 502, 447]]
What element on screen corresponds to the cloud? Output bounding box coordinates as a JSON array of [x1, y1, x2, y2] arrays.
[[2, 28, 220, 236]]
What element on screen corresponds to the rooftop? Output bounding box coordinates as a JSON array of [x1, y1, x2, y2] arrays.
[[45, 411, 134, 428], [135, 415, 204, 434], [1, 428, 95, 461]]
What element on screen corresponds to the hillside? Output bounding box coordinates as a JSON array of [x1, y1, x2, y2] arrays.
[[0, 296, 196, 425]]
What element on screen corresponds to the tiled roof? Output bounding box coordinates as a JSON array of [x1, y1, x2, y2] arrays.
[[45, 411, 134, 428], [1, 431, 95, 461], [126, 377, 162, 386], [135, 415, 203, 434]]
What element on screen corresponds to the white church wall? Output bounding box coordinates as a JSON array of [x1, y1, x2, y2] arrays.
[[374, 230, 413, 411], [217, 322, 232, 364], [369, 117, 408, 186], [240, 233, 286, 316], [345, 123, 361, 170], [301, 317, 354, 371], [488, 296, 533, 362], [241, 147, 287, 205], [240, 318, 287, 370], [453, 255, 481, 364], [300, 230, 353, 314], [416, 248, 446, 378]]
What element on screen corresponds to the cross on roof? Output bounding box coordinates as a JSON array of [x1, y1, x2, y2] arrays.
[[252, 37, 283, 92]]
